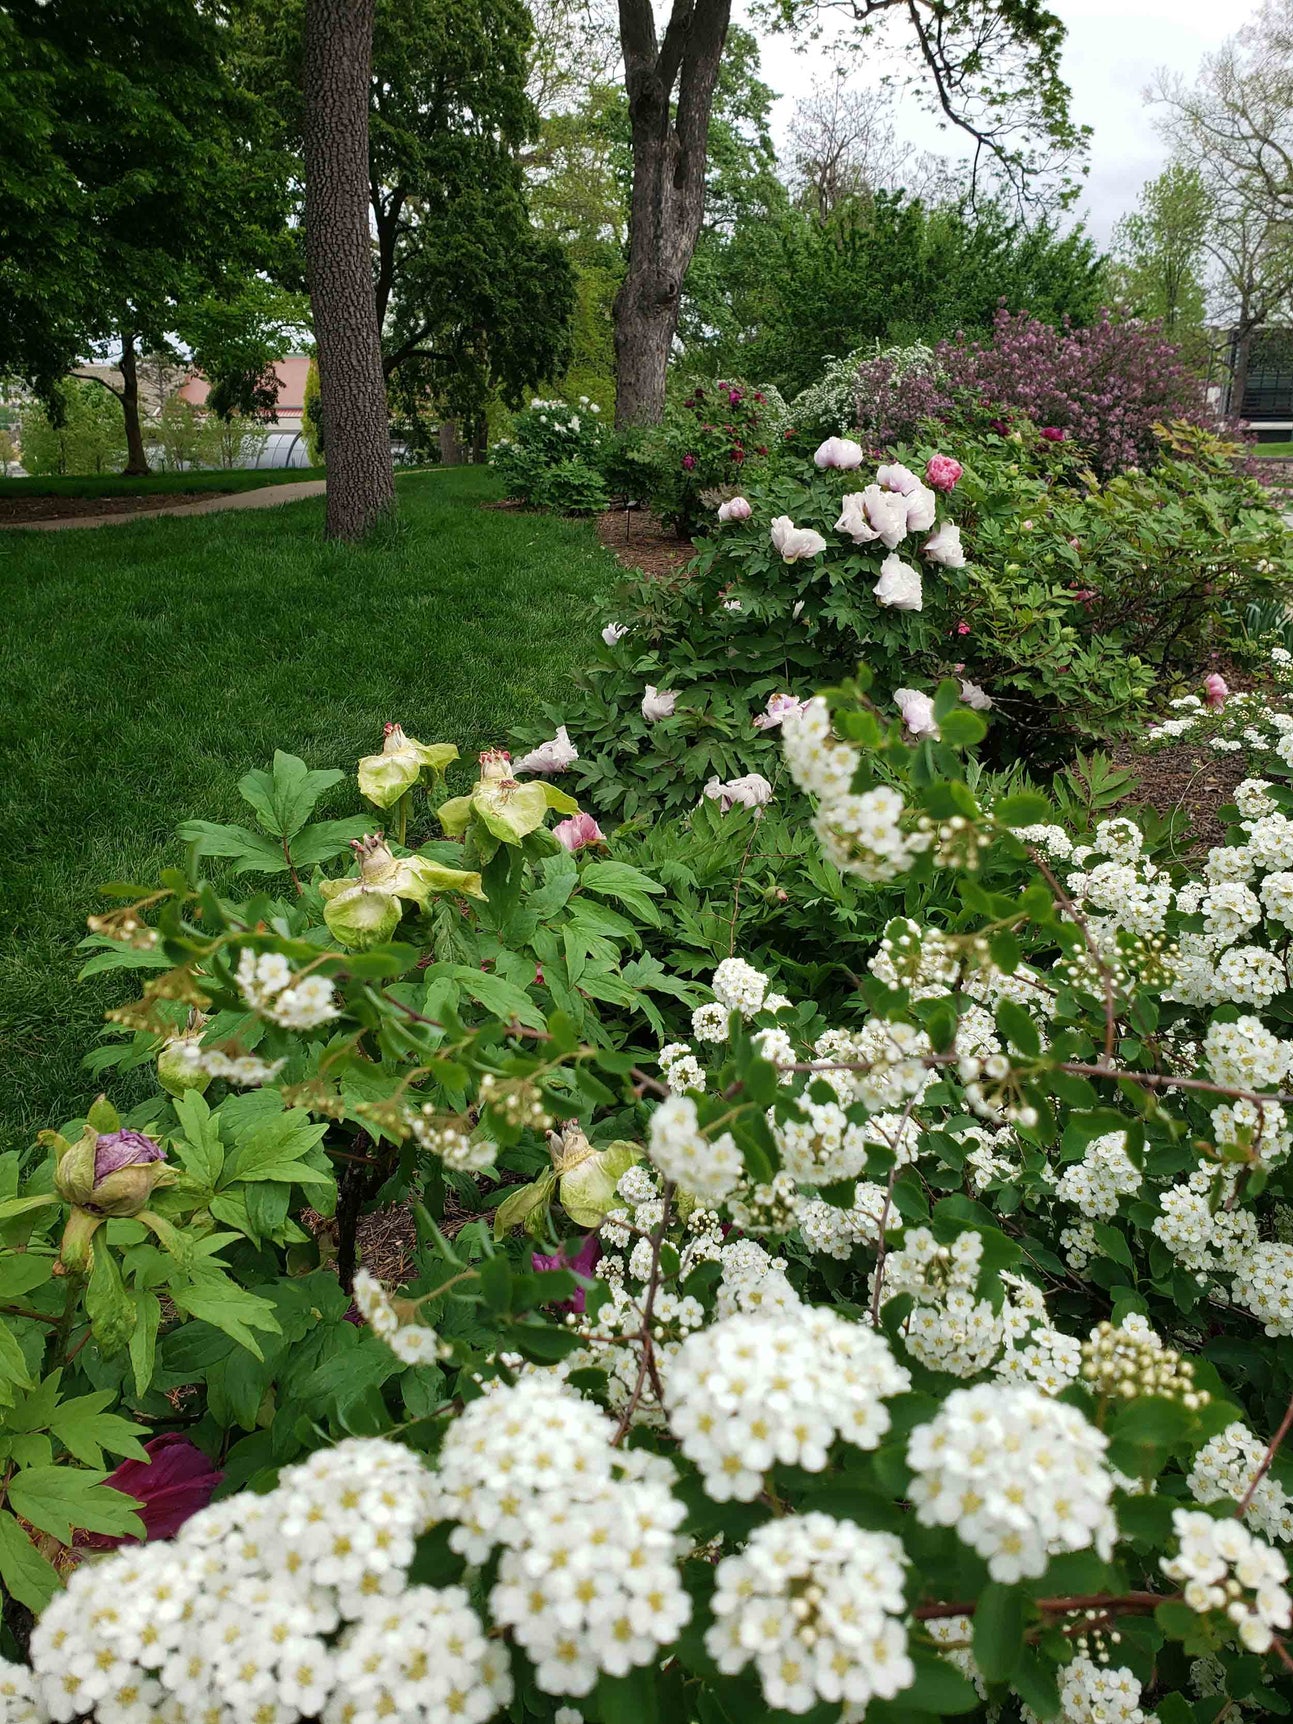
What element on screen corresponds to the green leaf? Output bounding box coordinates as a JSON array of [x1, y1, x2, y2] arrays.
[[171, 1090, 225, 1190], [175, 819, 289, 873], [288, 815, 376, 867], [0, 1319, 33, 1398], [49, 1394, 148, 1469], [1011, 1647, 1061, 1719], [903, 1651, 981, 1713], [239, 752, 344, 839], [994, 792, 1053, 828], [129, 1290, 161, 1397], [596, 1665, 660, 1724], [973, 1582, 1027, 1682], [0, 1509, 60, 1611], [226, 1111, 327, 1184], [939, 707, 989, 747], [170, 1273, 281, 1359], [996, 1000, 1040, 1057], [8, 1466, 145, 1543]]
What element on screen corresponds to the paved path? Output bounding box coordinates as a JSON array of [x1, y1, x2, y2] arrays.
[[3, 478, 327, 531]]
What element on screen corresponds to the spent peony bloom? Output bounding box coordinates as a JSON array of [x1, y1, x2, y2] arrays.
[[922, 519, 966, 567], [357, 724, 458, 809], [717, 495, 753, 522], [894, 688, 939, 739], [704, 772, 774, 812], [770, 515, 828, 562], [601, 621, 628, 645], [814, 435, 865, 470], [514, 725, 578, 775], [641, 685, 677, 722], [925, 453, 963, 491], [552, 812, 605, 851], [873, 554, 923, 611], [753, 691, 809, 731], [1205, 672, 1230, 710]]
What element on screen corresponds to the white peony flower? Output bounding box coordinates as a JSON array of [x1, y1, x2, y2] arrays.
[[875, 461, 919, 495], [903, 482, 938, 533], [922, 519, 966, 566], [770, 515, 828, 562], [717, 495, 752, 522], [872, 554, 923, 610], [894, 688, 939, 739], [703, 772, 774, 812], [641, 685, 677, 721], [959, 678, 992, 710], [601, 621, 628, 645], [814, 435, 865, 470], [513, 725, 578, 774]]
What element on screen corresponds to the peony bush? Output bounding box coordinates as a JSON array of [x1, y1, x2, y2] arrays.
[[5, 660, 1293, 1721]]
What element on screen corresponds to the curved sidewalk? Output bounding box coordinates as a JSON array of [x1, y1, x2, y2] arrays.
[[3, 478, 327, 532]]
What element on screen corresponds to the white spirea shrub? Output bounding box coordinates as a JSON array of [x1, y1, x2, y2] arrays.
[[664, 1307, 909, 1499], [906, 1384, 1117, 1581], [706, 1514, 912, 1714]]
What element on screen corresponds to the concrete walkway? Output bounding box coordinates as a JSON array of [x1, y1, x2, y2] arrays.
[[4, 478, 327, 531]]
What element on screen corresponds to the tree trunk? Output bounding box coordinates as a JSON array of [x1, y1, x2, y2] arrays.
[[118, 334, 150, 476], [303, 0, 395, 541], [613, 0, 731, 428], [1230, 324, 1254, 420], [438, 419, 465, 465]]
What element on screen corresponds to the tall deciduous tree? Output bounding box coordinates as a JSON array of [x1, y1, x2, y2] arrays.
[[1110, 165, 1210, 337], [303, 0, 396, 538], [610, 0, 1088, 427], [0, 0, 290, 473]]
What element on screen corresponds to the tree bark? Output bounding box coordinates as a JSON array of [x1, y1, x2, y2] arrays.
[[118, 333, 150, 476], [613, 0, 731, 428], [303, 0, 396, 540]]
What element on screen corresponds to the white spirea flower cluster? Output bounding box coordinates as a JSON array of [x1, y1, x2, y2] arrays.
[[906, 1384, 1117, 1581], [665, 1307, 910, 1500], [875, 1228, 1003, 1377], [797, 1179, 895, 1259], [327, 1587, 512, 1724], [645, 1093, 743, 1202], [659, 1040, 706, 1094], [774, 1097, 870, 1183], [409, 1107, 497, 1170], [236, 949, 341, 1030], [0, 1661, 42, 1724], [706, 1514, 913, 1715], [1054, 1131, 1143, 1221], [1189, 1421, 1293, 1542], [353, 1268, 447, 1365], [1050, 1656, 1153, 1724], [29, 1439, 460, 1724], [711, 955, 769, 1016], [166, 1040, 287, 1087], [782, 699, 930, 881], [1162, 1508, 1292, 1652], [1232, 1241, 1293, 1335]]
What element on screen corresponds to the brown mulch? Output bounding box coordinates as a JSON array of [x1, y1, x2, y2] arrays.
[[0, 491, 222, 523], [595, 503, 697, 579], [1112, 738, 1249, 853]]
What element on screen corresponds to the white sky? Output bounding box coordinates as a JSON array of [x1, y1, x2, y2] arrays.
[[746, 0, 1255, 243]]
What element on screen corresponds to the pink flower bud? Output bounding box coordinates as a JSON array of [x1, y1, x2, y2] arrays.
[[553, 812, 606, 852], [1205, 673, 1229, 709]]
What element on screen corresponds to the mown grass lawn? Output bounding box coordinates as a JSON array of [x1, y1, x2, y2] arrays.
[[0, 468, 616, 1151], [0, 467, 327, 499]]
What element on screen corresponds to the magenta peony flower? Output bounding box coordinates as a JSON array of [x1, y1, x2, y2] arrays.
[[1205, 673, 1230, 709], [925, 454, 963, 492], [532, 1235, 602, 1313], [1040, 426, 1066, 442], [79, 1435, 223, 1549], [93, 1130, 165, 1182], [681, 453, 697, 471], [553, 812, 605, 852]]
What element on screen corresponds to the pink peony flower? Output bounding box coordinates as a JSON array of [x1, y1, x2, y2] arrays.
[[78, 1435, 223, 1549], [514, 725, 578, 775], [553, 812, 605, 852], [925, 454, 963, 492], [532, 1235, 602, 1314], [1205, 673, 1230, 709], [717, 496, 752, 523]]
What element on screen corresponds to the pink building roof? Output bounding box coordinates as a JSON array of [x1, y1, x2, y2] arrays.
[[178, 354, 310, 420]]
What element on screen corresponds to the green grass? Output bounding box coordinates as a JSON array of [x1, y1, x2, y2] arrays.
[[0, 467, 616, 1151], [0, 467, 328, 500], [1253, 441, 1293, 458]]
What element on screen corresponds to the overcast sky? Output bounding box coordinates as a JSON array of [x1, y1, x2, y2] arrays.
[[745, 0, 1256, 243]]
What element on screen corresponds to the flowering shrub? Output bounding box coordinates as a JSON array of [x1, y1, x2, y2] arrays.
[[12, 673, 1293, 1720], [847, 308, 1213, 478], [522, 427, 1292, 821], [788, 341, 936, 447], [492, 396, 608, 513], [650, 376, 790, 535]]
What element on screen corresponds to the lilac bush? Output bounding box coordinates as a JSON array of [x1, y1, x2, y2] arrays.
[[852, 308, 1212, 477]]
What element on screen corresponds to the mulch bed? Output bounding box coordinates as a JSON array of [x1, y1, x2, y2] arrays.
[[595, 503, 696, 579], [1112, 738, 1250, 854], [0, 492, 222, 523]]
